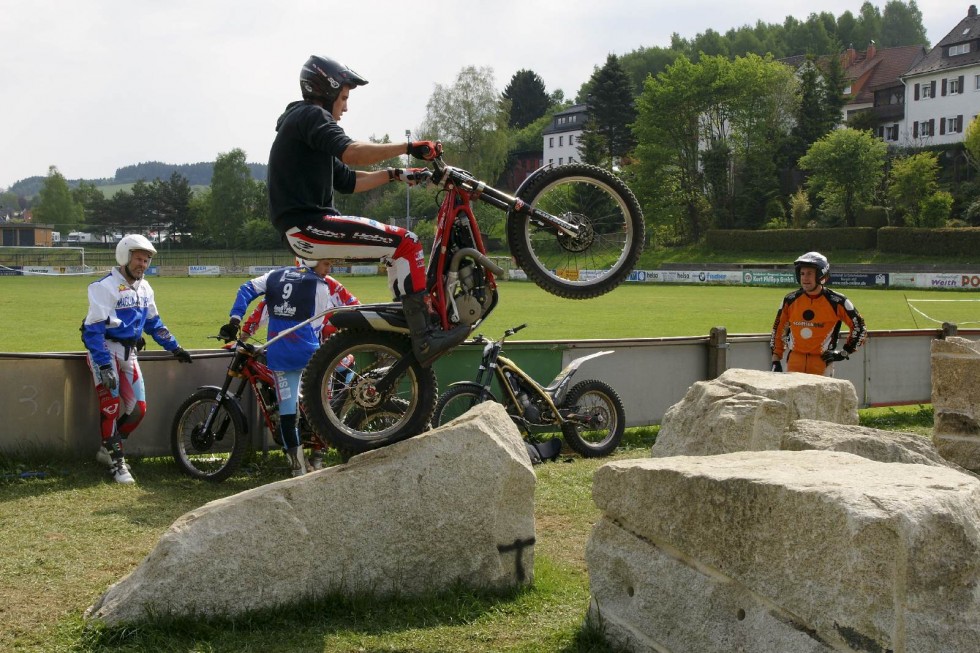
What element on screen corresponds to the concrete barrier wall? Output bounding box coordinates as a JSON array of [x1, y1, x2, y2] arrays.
[[2, 328, 976, 459]]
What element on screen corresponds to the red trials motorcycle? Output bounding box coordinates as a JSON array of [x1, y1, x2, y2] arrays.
[[301, 155, 644, 455]]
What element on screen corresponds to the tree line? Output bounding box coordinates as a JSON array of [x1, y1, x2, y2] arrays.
[[11, 0, 979, 249]]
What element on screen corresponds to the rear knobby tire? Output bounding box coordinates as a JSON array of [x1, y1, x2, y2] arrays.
[[301, 329, 437, 454], [432, 383, 497, 427], [170, 388, 248, 482], [560, 379, 625, 457], [507, 164, 645, 299]]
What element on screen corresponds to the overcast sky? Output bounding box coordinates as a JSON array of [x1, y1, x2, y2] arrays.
[[0, 0, 965, 190]]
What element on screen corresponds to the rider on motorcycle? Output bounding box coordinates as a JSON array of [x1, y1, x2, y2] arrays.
[[267, 54, 468, 366]]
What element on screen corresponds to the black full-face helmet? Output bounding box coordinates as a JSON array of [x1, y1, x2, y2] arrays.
[[300, 55, 368, 105], [794, 251, 830, 284]]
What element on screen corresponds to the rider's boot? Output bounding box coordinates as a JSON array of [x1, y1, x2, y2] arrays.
[[401, 291, 468, 367], [286, 446, 308, 477]]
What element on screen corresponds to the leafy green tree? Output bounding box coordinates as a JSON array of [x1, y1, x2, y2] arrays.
[[880, 0, 928, 47], [620, 46, 683, 94], [964, 114, 980, 174], [634, 55, 717, 241], [238, 216, 281, 249], [919, 191, 953, 227], [798, 128, 887, 226], [582, 54, 637, 164], [152, 172, 195, 245], [423, 65, 509, 182], [501, 69, 550, 129], [852, 2, 882, 48], [727, 54, 798, 228], [71, 181, 108, 229], [106, 190, 136, 232], [204, 148, 265, 247], [33, 166, 82, 229], [887, 152, 940, 226], [0, 191, 24, 219], [130, 180, 156, 231]]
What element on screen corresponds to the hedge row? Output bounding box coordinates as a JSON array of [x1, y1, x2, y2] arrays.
[[877, 228, 980, 257], [705, 228, 877, 251], [705, 227, 980, 256]]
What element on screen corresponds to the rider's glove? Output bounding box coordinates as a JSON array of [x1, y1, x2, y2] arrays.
[[391, 167, 427, 186], [821, 349, 849, 363], [97, 364, 118, 390], [770, 360, 783, 373], [219, 318, 240, 343], [172, 347, 193, 364], [407, 140, 442, 161]]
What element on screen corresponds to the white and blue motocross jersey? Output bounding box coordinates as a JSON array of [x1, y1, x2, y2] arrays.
[[230, 266, 340, 371], [81, 267, 180, 367]]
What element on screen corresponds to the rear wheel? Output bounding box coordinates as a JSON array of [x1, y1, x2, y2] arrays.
[[507, 164, 644, 299], [432, 383, 497, 427], [302, 330, 437, 454], [170, 388, 248, 482], [560, 380, 625, 457]]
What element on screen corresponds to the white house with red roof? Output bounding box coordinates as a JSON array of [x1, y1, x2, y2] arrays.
[[901, 4, 980, 146]]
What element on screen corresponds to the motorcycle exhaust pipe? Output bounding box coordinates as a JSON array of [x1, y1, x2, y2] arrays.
[[449, 247, 505, 277]]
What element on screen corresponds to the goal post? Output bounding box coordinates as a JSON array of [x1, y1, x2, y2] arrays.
[[0, 246, 94, 274], [904, 296, 980, 328]]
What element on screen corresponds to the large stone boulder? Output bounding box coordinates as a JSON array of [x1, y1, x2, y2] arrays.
[[652, 368, 858, 457], [783, 419, 968, 472], [587, 451, 980, 653], [932, 336, 980, 471], [86, 402, 536, 625]]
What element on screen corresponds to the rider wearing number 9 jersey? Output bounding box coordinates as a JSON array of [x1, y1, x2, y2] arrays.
[[267, 54, 467, 366], [221, 259, 355, 476]]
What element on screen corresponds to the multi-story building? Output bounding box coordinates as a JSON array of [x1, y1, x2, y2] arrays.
[[901, 4, 980, 146], [542, 104, 587, 165], [840, 44, 927, 144]]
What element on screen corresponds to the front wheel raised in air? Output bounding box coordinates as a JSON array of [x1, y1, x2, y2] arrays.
[[302, 330, 437, 454], [507, 164, 645, 299], [560, 380, 625, 457], [170, 388, 248, 482], [432, 383, 497, 427]]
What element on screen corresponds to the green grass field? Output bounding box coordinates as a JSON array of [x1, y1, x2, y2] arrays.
[[1, 273, 976, 353], [0, 269, 943, 652]]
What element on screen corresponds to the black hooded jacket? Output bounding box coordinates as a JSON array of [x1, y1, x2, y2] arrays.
[[267, 101, 358, 230]]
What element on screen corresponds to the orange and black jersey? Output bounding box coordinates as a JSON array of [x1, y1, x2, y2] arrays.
[[770, 287, 867, 362]]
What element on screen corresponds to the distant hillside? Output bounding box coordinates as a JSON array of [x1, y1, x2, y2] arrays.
[[8, 161, 267, 197]]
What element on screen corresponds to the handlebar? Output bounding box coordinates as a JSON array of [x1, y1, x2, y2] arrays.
[[470, 323, 529, 345]]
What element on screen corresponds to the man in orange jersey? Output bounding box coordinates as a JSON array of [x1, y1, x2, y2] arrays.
[[769, 252, 867, 376]]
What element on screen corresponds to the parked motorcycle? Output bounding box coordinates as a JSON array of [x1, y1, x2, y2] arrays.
[[431, 324, 625, 457], [301, 153, 644, 455]]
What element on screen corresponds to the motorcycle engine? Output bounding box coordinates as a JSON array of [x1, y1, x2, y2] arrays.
[[454, 262, 493, 327]]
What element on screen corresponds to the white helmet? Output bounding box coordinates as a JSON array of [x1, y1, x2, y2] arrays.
[[115, 234, 157, 266], [296, 257, 320, 268]]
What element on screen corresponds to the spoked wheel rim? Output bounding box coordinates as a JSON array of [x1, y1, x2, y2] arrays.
[[522, 174, 637, 289]]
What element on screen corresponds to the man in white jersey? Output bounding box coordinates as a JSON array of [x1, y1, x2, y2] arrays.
[[81, 234, 192, 484]]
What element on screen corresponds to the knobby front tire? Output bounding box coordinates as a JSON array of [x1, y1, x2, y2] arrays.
[[560, 379, 626, 457], [301, 330, 437, 454], [432, 383, 497, 427], [507, 163, 645, 299], [170, 388, 249, 482]]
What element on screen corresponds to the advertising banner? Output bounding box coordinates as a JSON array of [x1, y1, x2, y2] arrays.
[[351, 265, 380, 276], [188, 265, 221, 277], [247, 266, 279, 275], [828, 272, 887, 287], [742, 271, 796, 286]]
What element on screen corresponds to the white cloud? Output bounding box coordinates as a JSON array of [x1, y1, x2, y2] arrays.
[[0, 0, 962, 188]]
